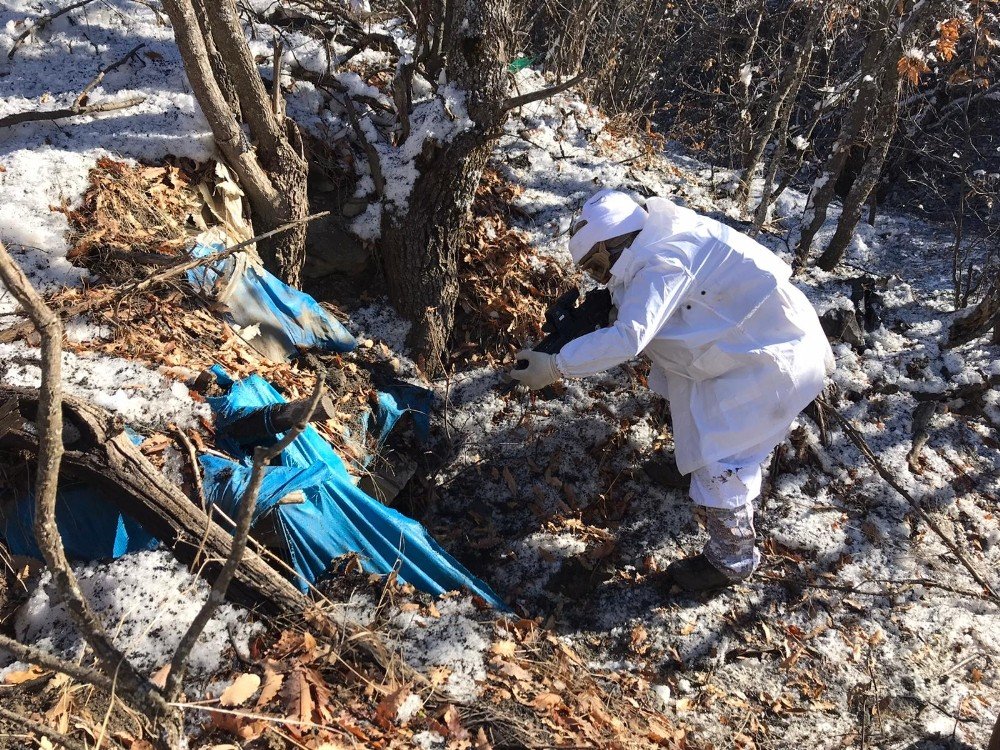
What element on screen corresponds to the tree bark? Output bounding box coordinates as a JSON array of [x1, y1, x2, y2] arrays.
[[794, 2, 892, 265], [375, 0, 512, 376], [816, 52, 901, 271], [162, 0, 309, 286], [946, 272, 1000, 347]]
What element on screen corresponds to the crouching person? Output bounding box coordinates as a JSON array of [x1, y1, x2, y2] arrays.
[[510, 189, 833, 594]]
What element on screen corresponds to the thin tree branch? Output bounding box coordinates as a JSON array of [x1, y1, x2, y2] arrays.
[[502, 72, 586, 112], [0, 242, 175, 732], [74, 43, 146, 109], [0, 705, 97, 750], [818, 397, 1000, 605], [165, 364, 328, 701], [7, 0, 99, 59], [0, 632, 114, 693], [340, 91, 385, 198], [172, 427, 206, 511], [0, 96, 146, 129]]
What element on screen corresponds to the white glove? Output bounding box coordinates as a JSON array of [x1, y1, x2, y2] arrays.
[[509, 350, 560, 390]]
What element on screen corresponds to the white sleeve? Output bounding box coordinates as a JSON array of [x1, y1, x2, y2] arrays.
[[555, 262, 693, 378]]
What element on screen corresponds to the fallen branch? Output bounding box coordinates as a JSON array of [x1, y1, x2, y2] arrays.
[[818, 397, 1000, 605], [75, 43, 146, 109], [172, 427, 205, 511], [0, 96, 146, 129], [0, 242, 179, 741], [0, 385, 401, 676], [0, 632, 114, 692], [502, 72, 586, 112], [0, 705, 97, 750], [164, 363, 329, 701], [7, 0, 99, 59], [0, 212, 328, 345]]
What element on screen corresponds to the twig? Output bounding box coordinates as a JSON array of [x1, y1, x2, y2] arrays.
[[818, 397, 1000, 604], [0, 633, 114, 692], [172, 427, 205, 511], [502, 73, 586, 112], [0, 705, 96, 750], [0, 212, 328, 345], [74, 43, 146, 108], [0, 242, 177, 735], [164, 364, 329, 701], [7, 0, 99, 59], [271, 39, 284, 118], [0, 96, 146, 129], [340, 90, 385, 197]]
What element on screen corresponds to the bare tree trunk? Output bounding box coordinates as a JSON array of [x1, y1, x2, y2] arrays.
[[816, 55, 901, 270], [946, 271, 1000, 347], [794, 2, 892, 264], [737, 2, 823, 209], [162, 0, 309, 286], [377, 0, 512, 376]]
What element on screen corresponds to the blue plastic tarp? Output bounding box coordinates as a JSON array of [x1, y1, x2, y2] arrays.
[[205, 367, 506, 609], [187, 231, 357, 362], [1, 481, 158, 561]]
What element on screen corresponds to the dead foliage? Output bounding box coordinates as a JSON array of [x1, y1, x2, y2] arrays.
[[54, 156, 205, 281], [181, 570, 686, 749], [453, 169, 573, 368], [40, 157, 402, 469]]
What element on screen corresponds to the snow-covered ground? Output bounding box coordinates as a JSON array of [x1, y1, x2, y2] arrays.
[[395, 83, 1000, 748], [1, 2, 998, 748]]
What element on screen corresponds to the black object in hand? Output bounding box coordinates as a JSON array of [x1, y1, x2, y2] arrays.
[[509, 287, 613, 379]]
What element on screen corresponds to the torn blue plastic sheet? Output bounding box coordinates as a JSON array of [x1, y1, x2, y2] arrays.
[[1, 481, 158, 561], [1, 428, 158, 561], [364, 381, 434, 449], [205, 367, 506, 609], [186, 229, 357, 362]]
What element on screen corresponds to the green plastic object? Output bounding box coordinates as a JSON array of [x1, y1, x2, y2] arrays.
[[508, 55, 534, 72]]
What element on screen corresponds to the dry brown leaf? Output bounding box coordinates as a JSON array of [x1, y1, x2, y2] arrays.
[[490, 640, 516, 658], [3, 665, 45, 685], [428, 666, 453, 686], [675, 697, 694, 712], [502, 466, 517, 495], [498, 661, 532, 682], [375, 685, 411, 729], [630, 624, 650, 655], [255, 662, 285, 708], [532, 692, 562, 712], [219, 672, 261, 707], [443, 704, 470, 741], [280, 667, 314, 725], [473, 726, 492, 749], [46, 690, 72, 734]]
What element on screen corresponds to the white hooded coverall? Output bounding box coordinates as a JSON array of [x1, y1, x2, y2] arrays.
[[556, 197, 833, 575]]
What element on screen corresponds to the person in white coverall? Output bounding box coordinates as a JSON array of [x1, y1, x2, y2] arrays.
[[509, 189, 833, 593]]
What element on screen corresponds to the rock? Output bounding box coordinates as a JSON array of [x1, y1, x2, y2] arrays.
[[651, 684, 672, 712], [820, 308, 865, 348], [303, 214, 372, 279]]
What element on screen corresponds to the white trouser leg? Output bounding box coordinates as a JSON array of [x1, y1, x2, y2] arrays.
[[689, 452, 770, 579]]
